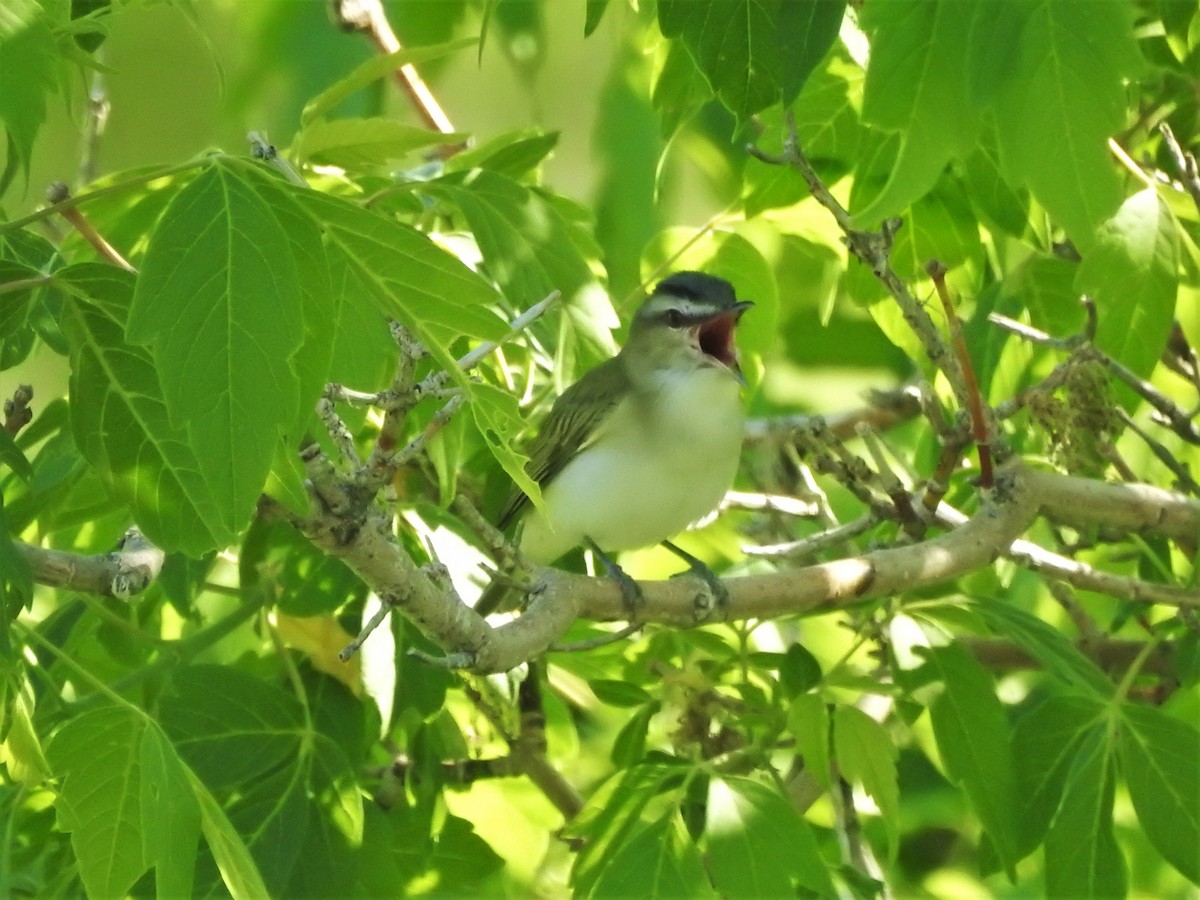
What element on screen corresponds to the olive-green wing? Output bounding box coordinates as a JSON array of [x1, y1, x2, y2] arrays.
[[496, 357, 629, 530]]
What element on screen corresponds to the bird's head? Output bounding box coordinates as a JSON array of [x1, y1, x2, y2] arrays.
[[628, 271, 754, 380]]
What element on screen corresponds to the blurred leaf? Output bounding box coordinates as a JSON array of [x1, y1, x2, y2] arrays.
[[295, 117, 465, 167], [140, 720, 201, 899], [1077, 188, 1180, 381], [0, 426, 31, 481], [587, 809, 715, 898], [611, 702, 657, 767], [779, 644, 822, 696], [300, 38, 477, 125], [1118, 704, 1200, 884], [443, 127, 560, 181], [1044, 723, 1126, 898], [273, 613, 361, 695], [833, 705, 900, 859], [584, 0, 611, 37], [0, 0, 58, 192], [590, 679, 653, 708], [924, 643, 1020, 874], [704, 775, 835, 898], [788, 693, 832, 790], [595, 44, 663, 299]]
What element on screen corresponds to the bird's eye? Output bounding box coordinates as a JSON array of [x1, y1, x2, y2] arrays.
[[665, 309, 683, 327]]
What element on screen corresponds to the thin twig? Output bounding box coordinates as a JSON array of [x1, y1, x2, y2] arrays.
[[46, 182, 136, 272], [331, 0, 458, 137], [1158, 122, 1200, 220], [745, 514, 878, 562], [928, 260, 993, 487]]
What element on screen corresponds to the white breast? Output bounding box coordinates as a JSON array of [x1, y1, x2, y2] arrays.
[[520, 365, 744, 564]]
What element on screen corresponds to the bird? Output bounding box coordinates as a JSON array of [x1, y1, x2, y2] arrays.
[[479, 271, 753, 615]]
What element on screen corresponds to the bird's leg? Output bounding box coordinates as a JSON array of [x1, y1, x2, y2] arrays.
[[585, 537, 643, 620], [661, 540, 729, 621], [548, 539, 643, 653]]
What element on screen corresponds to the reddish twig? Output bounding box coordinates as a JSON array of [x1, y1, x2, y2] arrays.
[[927, 260, 993, 488]]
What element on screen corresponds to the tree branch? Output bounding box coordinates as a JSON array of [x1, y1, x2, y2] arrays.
[[17, 528, 164, 599]]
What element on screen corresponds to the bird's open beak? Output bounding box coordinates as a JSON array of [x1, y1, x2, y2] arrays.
[[697, 300, 753, 385]]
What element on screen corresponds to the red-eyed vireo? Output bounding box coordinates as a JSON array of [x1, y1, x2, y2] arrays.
[[481, 271, 752, 614]]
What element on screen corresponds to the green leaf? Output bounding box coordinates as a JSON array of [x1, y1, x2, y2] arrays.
[[924, 643, 1021, 873], [0, 425, 32, 481], [289, 189, 505, 380], [300, 38, 478, 125], [294, 117, 465, 167], [46, 707, 150, 899], [704, 775, 835, 898], [1044, 723, 1126, 899], [424, 169, 597, 308], [854, 0, 977, 224], [568, 763, 685, 894], [1011, 694, 1105, 858], [833, 705, 900, 859], [966, 599, 1112, 697], [780, 644, 823, 696], [0, 0, 59, 191], [158, 665, 304, 789], [788, 693, 832, 790], [658, 0, 844, 121], [189, 768, 271, 900], [584, 0, 611, 37], [443, 127, 560, 181], [140, 722, 201, 899], [589, 679, 653, 708], [586, 810, 715, 898], [611, 702, 658, 768], [59, 263, 233, 555], [1077, 188, 1180, 381], [1117, 704, 1200, 884], [982, 0, 1141, 245], [470, 380, 544, 514], [127, 161, 305, 542]]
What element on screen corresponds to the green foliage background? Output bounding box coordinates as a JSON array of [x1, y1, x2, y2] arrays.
[[1, 0, 1199, 897]]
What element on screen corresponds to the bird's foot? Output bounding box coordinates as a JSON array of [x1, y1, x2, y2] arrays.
[[586, 537, 643, 621], [662, 539, 729, 621]]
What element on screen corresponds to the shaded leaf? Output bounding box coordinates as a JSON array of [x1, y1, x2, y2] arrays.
[[833, 705, 900, 858], [705, 775, 835, 898], [924, 643, 1020, 874], [1044, 723, 1126, 899], [586, 809, 715, 898], [59, 264, 232, 555], [1118, 704, 1200, 884]]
